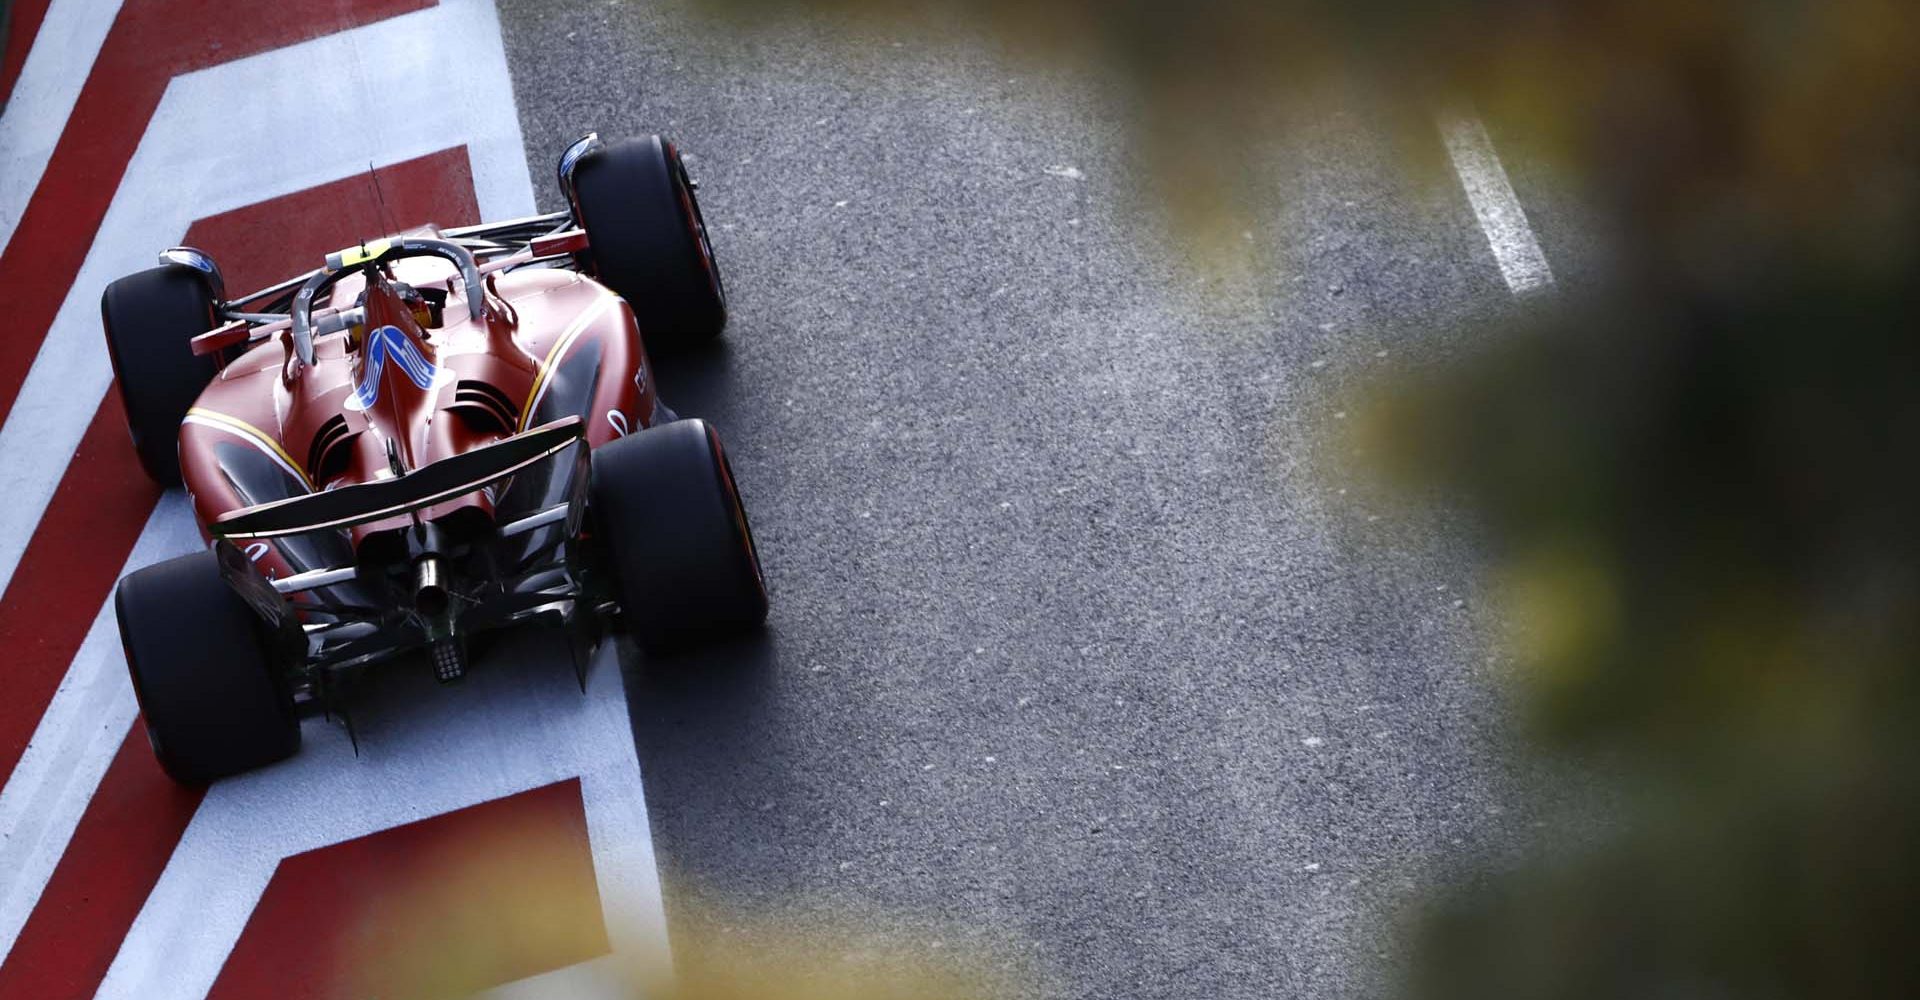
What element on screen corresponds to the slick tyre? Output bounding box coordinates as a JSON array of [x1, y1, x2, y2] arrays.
[[101, 263, 221, 486], [590, 418, 767, 652], [570, 135, 727, 350], [116, 550, 299, 785]]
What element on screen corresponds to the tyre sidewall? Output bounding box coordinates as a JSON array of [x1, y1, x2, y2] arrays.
[[101, 264, 219, 486], [116, 549, 299, 784], [571, 135, 726, 350], [589, 419, 766, 650]]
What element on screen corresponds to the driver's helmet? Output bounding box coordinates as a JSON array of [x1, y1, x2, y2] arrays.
[[343, 279, 436, 348], [391, 280, 436, 330]]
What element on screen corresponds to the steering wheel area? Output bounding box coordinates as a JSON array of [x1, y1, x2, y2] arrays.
[[290, 237, 485, 366]]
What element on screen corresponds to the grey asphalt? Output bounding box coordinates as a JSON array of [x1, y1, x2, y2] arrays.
[[500, 3, 1564, 996]]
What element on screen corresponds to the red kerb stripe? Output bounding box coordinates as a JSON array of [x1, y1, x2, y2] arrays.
[[209, 780, 607, 999], [0, 728, 203, 1000], [0, 398, 158, 782], [0, 0, 54, 108]]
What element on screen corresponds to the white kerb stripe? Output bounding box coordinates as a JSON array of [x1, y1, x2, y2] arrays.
[[0, 0, 127, 254], [1438, 113, 1555, 295], [0, 492, 201, 966]]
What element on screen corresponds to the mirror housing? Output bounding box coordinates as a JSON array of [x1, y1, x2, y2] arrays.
[[158, 246, 226, 303], [555, 132, 603, 213]]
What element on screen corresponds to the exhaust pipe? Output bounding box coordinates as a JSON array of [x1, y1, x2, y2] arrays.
[[415, 555, 467, 683], [414, 555, 450, 618]]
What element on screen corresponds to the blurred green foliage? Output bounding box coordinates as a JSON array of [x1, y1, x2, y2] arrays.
[[688, 0, 1920, 995]]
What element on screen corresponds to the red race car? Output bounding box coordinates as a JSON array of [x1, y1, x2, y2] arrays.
[[102, 134, 767, 784]]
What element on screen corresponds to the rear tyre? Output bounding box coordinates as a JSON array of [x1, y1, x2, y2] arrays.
[[570, 135, 727, 350], [590, 418, 767, 652], [101, 264, 220, 486], [116, 550, 299, 785]]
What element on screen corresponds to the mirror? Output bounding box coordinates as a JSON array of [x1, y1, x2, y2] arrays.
[[158, 246, 226, 303], [555, 132, 602, 209]]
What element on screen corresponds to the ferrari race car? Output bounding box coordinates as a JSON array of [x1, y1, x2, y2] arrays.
[[104, 134, 767, 784]]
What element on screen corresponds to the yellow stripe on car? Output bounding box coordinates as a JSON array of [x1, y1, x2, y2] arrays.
[[183, 407, 313, 489], [519, 293, 615, 431]]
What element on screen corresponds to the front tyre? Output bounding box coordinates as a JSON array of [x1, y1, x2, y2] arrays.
[[570, 135, 727, 350], [116, 550, 299, 785], [590, 419, 767, 652], [101, 263, 220, 486]]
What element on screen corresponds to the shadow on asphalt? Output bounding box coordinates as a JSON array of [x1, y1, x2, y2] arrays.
[[618, 628, 787, 891], [619, 627, 779, 756], [651, 336, 743, 426], [623, 330, 809, 912]]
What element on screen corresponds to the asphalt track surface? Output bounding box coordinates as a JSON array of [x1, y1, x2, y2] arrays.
[[503, 3, 1585, 996]]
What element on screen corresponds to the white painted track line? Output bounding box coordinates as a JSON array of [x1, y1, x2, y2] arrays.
[[1439, 113, 1555, 295], [0, 0, 125, 253]]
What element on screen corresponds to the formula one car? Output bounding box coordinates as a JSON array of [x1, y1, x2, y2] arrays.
[[104, 134, 767, 784]]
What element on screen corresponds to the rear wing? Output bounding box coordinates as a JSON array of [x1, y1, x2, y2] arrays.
[[211, 417, 585, 541]]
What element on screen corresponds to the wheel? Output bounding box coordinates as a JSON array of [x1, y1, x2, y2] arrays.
[[101, 263, 220, 485], [570, 135, 727, 350], [116, 550, 299, 784], [590, 418, 767, 651]]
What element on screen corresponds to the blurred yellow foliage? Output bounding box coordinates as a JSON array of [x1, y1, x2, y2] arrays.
[[1496, 541, 1618, 695], [667, 2, 1920, 997]]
